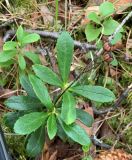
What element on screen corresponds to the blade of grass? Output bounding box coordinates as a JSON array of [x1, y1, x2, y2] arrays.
[[55, 0, 59, 30]]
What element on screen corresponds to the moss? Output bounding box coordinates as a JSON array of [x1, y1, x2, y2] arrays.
[[103, 137, 122, 148], [123, 128, 132, 145], [6, 135, 27, 160], [123, 110, 132, 124], [108, 109, 132, 146], [119, 61, 132, 86], [108, 115, 119, 130], [123, 110, 132, 145], [0, 116, 29, 160], [10, 0, 37, 11]]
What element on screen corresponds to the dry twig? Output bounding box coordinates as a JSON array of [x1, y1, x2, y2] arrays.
[[0, 19, 14, 29], [91, 135, 111, 149], [3, 29, 96, 51]]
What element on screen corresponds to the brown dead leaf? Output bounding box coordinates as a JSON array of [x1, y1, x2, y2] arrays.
[[24, 44, 36, 52], [39, 5, 54, 25], [87, 0, 103, 6], [30, 12, 41, 29], [125, 38, 132, 60], [99, 121, 115, 138], [79, 101, 94, 116], [110, 68, 121, 78], [126, 39, 132, 50], [42, 138, 81, 160], [85, 6, 99, 15], [77, 120, 93, 136], [49, 150, 57, 160], [109, 0, 132, 13], [41, 143, 50, 160]]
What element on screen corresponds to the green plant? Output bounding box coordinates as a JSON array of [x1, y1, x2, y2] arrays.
[[4, 31, 116, 157], [85, 1, 123, 44], [0, 26, 41, 70]]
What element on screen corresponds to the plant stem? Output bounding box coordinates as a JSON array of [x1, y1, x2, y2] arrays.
[[54, 60, 100, 105], [55, 0, 59, 30], [64, 0, 67, 29]]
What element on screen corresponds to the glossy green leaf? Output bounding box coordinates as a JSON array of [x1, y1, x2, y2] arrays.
[[24, 52, 41, 64], [0, 51, 16, 62], [33, 64, 63, 87], [4, 96, 43, 110], [21, 33, 40, 44], [26, 126, 45, 157], [3, 41, 18, 51], [85, 24, 101, 42], [29, 74, 53, 108], [19, 73, 36, 97], [59, 118, 91, 146], [47, 114, 57, 140], [71, 85, 115, 102], [0, 60, 14, 67], [14, 112, 48, 135], [102, 18, 123, 35], [16, 26, 24, 42], [99, 2, 115, 17], [61, 92, 76, 125], [87, 12, 100, 24], [18, 54, 26, 70], [56, 32, 74, 83], [76, 108, 94, 127], [4, 112, 25, 129], [57, 123, 68, 142]]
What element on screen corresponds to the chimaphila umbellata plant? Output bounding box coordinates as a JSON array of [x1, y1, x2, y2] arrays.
[[4, 31, 116, 157], [0, 26, 41, 70]]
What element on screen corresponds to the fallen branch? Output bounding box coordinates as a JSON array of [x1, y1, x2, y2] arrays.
[[3, 29, 97, 51], [92, 84, 132, 115], [109, 11, 132, 42], [91, 135, 111, 149], [0, 19, 14, 29]]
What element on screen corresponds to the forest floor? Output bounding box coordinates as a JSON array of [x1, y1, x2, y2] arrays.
[[0, 0, 132, 160]]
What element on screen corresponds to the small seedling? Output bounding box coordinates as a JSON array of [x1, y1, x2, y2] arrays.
[[0, 26, 41, 70], [4, 31, 116, 157], [85, 2, 124, 44]]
